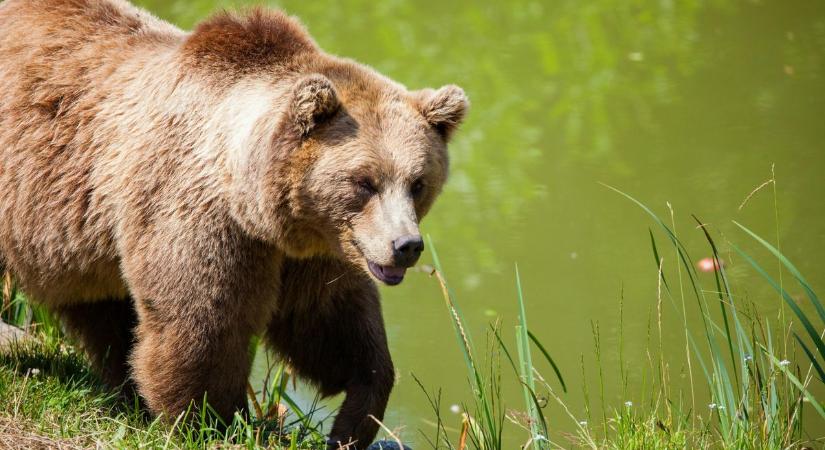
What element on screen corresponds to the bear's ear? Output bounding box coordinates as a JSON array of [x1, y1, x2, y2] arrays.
[[289, 74, 340, 136], [416, 85, 469, 140]]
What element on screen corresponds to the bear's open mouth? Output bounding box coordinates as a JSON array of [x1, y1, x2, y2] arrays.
[[367, 261, 406, 286]]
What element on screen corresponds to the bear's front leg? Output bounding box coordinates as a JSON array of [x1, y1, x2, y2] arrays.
[[267, 258, 395, 450]]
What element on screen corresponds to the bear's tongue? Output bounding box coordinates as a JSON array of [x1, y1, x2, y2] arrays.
[[368, 261, 406, 285], [382, 266, 406, 279]]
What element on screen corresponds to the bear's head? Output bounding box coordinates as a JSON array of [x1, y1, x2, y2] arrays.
[[227, 62, 467, 286], [286, 69, 467, 285]]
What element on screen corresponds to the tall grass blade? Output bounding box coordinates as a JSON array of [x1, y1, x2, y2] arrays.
[[694, 216, 754, 397], [525, 385, 550, 444], [734, 221, 825, 323], [428, 236, 499, 448], [490, 324, 519, 376], [794, 333, 825, 384], [648, 229, 670, 292], [761, 346, 825, 419], [514, 265, 547, 448], [732, 243, 825, 369], [526, 330, 566, 393]]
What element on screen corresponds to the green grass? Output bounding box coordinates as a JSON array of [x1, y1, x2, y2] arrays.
[[0, 300, 328, 449], [0, 338, 329, 449], [0, 340, 329, 449]]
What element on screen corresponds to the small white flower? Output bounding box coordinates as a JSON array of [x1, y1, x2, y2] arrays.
[[779, 359, 791, 367], [449, 404, 460, 414], [578, 420, 588, 427], [718, 405, 726, 410], [624, 401, 633, 407], [744, 354, 753, 362], [30, 368, 40, 376], [708, 403, 717, 410], [534, 434, 547, 442]]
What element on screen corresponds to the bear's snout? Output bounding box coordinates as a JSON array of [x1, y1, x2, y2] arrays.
[[392, 234, 424, 268]]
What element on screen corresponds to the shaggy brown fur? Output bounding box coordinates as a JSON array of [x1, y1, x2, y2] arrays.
[[0, 0, 467, 448]]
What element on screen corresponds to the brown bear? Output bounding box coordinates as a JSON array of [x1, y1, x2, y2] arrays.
[[0, 0, 468, 448]]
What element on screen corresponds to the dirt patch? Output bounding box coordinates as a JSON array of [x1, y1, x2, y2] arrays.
[[0, 417, 87, 450]]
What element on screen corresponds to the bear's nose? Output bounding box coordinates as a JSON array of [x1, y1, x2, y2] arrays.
[[392, 234, 424, 267]]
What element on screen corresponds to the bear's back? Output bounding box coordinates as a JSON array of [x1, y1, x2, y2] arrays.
[[0, 0, 180, 41], [0, 0, 182, 303]]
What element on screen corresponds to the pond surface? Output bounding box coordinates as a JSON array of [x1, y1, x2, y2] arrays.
[[136, 0, 825, 445]]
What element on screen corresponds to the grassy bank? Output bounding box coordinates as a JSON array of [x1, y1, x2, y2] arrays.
[[1, 188, 823, 449], [0, 288, 327, 449], [0, 334, 328, 449]]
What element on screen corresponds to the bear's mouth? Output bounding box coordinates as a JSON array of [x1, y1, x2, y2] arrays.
[[367, 261, 406, 286]]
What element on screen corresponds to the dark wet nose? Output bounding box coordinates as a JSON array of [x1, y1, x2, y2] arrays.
[[392, 234, 424, 267]]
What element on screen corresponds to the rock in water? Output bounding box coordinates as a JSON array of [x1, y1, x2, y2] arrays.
[[366, 441, 412, 450]]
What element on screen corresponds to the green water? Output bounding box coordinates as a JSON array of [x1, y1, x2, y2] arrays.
[[136, 0, 825, 445]]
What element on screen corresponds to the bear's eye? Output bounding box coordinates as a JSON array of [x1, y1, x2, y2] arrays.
[[410, 179, 425, 197], [355, 178, 378, 196]]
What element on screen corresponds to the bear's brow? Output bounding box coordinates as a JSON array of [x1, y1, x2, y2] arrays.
[[386, 145, 431, 178]]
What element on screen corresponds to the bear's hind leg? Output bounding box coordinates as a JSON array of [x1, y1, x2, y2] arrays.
[[56, 298, 138, 392]]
